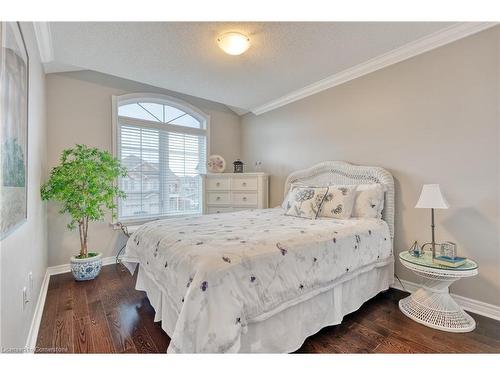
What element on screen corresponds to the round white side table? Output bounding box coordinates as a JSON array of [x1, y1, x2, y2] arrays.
[[398, 251, 478, 333]]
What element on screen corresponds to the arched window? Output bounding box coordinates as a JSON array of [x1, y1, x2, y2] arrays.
[[112, 93, 209, 222]]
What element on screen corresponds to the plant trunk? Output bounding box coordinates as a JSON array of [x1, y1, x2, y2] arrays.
[[78, 220, 88, 258], [84, 217, 89, 257]]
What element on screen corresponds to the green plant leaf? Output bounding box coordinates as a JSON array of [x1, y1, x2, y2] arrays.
[[41, 144, 128, 257]]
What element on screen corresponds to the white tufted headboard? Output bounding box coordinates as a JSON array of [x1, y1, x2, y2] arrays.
[[284, 161, 395, 241]]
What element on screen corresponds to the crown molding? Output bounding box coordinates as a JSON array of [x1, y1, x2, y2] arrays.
[[33, 22, 54, 64], [251, 22, 498, 116]]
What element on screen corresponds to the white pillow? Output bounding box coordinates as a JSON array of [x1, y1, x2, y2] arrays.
[[317, 186, 357, 219], [285, 186, 328, 219], [352, 184, 385, 219]]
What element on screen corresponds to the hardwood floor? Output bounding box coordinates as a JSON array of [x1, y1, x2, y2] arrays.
[[36, 264, 500, 353]]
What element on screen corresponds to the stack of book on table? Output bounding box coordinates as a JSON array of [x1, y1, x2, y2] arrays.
[[434, 255, 467, 268]]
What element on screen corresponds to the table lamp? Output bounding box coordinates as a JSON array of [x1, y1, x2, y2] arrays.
[[415, 184, 449, 259]]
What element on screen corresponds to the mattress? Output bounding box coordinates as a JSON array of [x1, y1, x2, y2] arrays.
[[122, 207, 393, 353]]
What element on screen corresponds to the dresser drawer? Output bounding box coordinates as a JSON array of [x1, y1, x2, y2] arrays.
[[204, 173, 268, 214], [232, 176, 258, 191], [207, 207, 233, 214], [206, 176, 230, 190], [232, 192, 258, 206], [207, 192, 231, 205]]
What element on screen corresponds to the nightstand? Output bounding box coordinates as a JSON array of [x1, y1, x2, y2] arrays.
[[398, 251, 478, 333]]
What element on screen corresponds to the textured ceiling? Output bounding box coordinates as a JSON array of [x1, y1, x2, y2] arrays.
[[49, 22, 455, 112]]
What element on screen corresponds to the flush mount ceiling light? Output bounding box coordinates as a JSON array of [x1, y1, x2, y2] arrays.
[[217, 32, 250, 55]]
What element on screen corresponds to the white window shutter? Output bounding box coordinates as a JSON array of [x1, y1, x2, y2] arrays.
[[116, 101, 207, 221]]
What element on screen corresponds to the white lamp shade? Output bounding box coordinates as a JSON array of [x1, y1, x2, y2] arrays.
[[415, 184, 449, 209]]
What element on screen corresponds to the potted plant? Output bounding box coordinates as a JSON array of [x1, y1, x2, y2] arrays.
[[41, 144, 127, 281]]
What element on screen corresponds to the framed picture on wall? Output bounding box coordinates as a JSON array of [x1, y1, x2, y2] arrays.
[[0, 22, 29, 239]]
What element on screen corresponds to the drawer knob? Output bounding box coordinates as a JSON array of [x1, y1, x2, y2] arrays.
[[242, 182, 247, 186], [243, 197, 247, 201], [216, 182, 220, 187], [216, 196, 221, 201]]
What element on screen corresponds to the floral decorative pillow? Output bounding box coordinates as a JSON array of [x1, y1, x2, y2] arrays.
[[285, 186, 328, 219], [317, 186, 357, 219], [281, 183, 319, 209], [352, 184, 385, 219], [281, 183, 300, 210]]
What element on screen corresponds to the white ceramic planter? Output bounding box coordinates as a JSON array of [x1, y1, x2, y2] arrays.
[[70, 252, 102, 281]]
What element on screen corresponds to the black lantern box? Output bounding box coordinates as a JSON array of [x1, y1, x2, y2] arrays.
[[233, 159, 244, 173]]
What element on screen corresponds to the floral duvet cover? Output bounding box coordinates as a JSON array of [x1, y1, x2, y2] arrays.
[[122, 208, 392, 353]]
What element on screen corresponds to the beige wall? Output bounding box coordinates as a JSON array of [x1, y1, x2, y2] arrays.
[[241, 27, 500, 306], [44, 27, 500, 307], [0, 23, 48, 349], [46, 71, 241, 266]]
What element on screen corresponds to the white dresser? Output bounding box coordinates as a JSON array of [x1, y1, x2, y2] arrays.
[[203, 173, 269, 214]]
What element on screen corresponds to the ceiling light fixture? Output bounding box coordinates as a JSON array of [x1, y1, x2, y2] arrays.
[[217, 32, 250, 56]]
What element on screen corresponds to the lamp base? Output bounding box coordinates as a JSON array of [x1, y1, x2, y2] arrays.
[[421, 208, 440, 260]]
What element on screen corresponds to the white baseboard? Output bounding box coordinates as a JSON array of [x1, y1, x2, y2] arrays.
[[392, 278, 500, 321], [46, 255, 117, 275], [25, 269, 50, 352]]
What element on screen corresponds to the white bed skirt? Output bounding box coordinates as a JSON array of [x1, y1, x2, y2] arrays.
[[132, 257, 394, 353]]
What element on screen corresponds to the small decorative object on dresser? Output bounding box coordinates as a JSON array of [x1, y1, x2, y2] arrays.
[[233, 159, 244, 173], [415, 184, 449, 259], [399, 251, 478, 332], [207, 154, 226, 173], [203, 172, 269, 214]]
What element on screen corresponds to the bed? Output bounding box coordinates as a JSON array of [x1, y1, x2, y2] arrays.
[[121, 161, 395, 353]]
